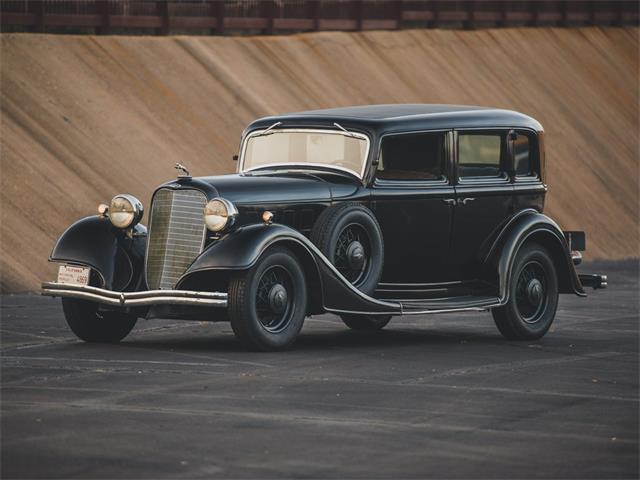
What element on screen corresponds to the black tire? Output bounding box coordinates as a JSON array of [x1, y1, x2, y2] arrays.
[[341, 314, 392, 331], [228, 246, 307, 351], [492, 243, 559, 340], [62, 298, 137, 343], [310, 203, 384, 295]]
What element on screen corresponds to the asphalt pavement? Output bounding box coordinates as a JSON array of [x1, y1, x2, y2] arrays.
[[1, 260, 638, 479]]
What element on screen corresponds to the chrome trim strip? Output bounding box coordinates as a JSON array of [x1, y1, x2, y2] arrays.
[[41, 282, 227, 308], [324, 305, 495, 316]]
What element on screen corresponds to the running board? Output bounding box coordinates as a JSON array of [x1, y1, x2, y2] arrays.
[[396, 296, 501, 314]]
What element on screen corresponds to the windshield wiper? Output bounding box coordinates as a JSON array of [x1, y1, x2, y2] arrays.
[[333, 122, 359, 138], [253, 121, 282, 137]]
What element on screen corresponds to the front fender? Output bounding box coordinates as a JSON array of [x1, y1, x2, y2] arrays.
[[50, 215, 146, 290], [177, 224, 400, 315], [485, 211, 585, 301]]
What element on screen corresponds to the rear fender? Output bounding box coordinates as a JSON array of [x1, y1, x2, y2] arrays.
[[49, 215, 146, 290], [177, 224, 399, 315], [484, 211, 585, 302]]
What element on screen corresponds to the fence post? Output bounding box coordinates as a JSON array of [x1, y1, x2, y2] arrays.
[[497, 1, 508, 28], [559, 0, 569, 27], [395, 0, 403, 30], [261, 0, 276, 35], [464, 0, 475, 30], [97, 0, 110, 35], [214, 1, 225, 35], [428, 0, 441, 28], [353, 0, 364, 31], [308, 0, 320, 31], [528, 0, 539, 27], [156, 1, 170, 35], [588, 0, 597, 26], [613, 0, 624, 26], [34, 0, 45, 33]]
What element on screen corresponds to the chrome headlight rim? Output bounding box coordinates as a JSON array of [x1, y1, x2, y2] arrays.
[[204, 197, 238, 233], [109, 194, 144, 229]]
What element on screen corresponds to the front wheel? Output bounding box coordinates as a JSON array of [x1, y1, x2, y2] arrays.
[[62, 298, 137, 343], [228, 246, 308, 351], [492, 243, 559, 340]]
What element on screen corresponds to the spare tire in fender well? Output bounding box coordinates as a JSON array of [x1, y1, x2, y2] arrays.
[[309, 202, 384, 296]]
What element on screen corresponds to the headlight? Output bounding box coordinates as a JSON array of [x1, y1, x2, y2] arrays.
[[109, 194, 143, 229], [204, 198, 238, 232]]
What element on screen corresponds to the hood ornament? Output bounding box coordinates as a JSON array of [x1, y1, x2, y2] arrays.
[[174, 163, 190, 178]]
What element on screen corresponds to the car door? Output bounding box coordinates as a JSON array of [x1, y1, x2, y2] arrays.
[[371, 130, 456, 283], [449, 129, 514, 280]]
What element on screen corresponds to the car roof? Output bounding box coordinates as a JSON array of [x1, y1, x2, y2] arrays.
[[245, 104, 543, 135]]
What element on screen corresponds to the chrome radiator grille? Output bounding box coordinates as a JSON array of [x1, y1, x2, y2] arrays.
[[145, 188, 207, 290]]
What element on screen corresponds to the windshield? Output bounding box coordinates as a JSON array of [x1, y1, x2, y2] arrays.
[[240, 129, 370, 178]]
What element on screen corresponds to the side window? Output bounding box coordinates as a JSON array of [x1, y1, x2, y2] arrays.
[[458, 133, 503, 178], [376, 132, 447, 181], [513, 132, 534, 177]]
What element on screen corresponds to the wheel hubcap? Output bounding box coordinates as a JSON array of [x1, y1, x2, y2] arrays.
[[526, 278, 543, 305], [334, 224, 370, 285], [515, 261, 548, 324], [268, 284, 288, 315], [255, 266, 293, 333], [346, 241, 365, 271]]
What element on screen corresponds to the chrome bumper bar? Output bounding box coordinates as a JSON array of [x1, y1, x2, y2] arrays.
[[41, 282, 228, 307]]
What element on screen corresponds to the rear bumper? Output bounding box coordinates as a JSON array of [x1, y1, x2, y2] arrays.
[[578, 274, 608, 289], [41, 282, 228, 308]]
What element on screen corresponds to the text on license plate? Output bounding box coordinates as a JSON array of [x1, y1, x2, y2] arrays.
[[57, 265, 90, 286]]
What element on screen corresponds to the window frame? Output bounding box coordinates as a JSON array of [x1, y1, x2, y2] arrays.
[[454, 128, 511, 185], [511, 128, 541, 184], [373, 129, 453, 188], [239, 127, 371, 181]]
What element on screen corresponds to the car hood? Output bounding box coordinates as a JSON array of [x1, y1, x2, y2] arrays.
[[164, 173, 335, 205]]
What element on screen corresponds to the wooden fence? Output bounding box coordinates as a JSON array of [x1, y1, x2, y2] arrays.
[[2, 1, 638, 35]]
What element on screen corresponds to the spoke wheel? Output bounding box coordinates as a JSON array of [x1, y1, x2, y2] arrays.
[[515, 261, 548, 324], [333, 223, 371, 285], [255, 265, 294, 334], [492, 243, 559, 341], [228, 246, 308, 351], [310, 203, 384, 296]]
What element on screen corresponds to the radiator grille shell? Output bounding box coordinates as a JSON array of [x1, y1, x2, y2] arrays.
[[145, 188, 207, 290]]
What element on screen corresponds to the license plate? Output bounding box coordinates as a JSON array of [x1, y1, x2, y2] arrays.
[[57, 265, 90, 286]]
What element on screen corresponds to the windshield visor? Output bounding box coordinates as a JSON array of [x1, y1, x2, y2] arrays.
[[241, 129, 370, 178]]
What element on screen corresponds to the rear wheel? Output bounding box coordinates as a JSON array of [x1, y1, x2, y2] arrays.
[[341, 314, 392, 331], [492, 243, 559, 340], [62, 298, 137, 343], [228, 246, 307, 351]]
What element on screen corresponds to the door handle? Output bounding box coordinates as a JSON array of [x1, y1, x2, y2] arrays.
[[459, 197, 475, 205], [442, 199, 456, 206]]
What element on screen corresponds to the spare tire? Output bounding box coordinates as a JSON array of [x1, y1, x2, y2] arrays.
[[310, 203, 384, 296]]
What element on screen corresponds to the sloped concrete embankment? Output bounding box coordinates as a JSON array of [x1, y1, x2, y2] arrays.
[[1, 27, 637, 292]]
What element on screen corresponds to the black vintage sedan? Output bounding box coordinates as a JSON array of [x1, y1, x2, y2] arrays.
[[43, 105, 607, 351]]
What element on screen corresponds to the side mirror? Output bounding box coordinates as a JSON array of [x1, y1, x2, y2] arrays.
[[232, 155, 239, 161]]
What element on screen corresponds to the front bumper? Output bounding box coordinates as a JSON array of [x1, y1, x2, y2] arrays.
[[41, 282, 228, 308]]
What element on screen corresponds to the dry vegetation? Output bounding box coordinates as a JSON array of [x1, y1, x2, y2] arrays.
[[1, 27, 637, 292]]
